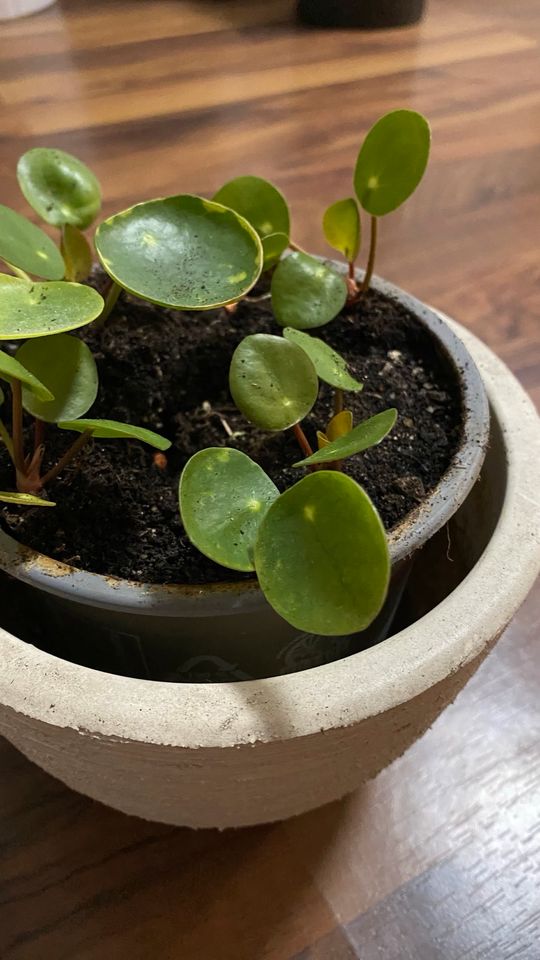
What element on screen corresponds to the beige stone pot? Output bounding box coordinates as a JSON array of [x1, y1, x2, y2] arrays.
[[0, 318, 538, 829], [0, 0, 55, 19]]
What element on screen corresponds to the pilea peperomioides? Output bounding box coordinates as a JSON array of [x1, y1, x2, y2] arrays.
[[180, 327, 397, 634], [0, 108, 431, 636], [0, 322, 170, 505]]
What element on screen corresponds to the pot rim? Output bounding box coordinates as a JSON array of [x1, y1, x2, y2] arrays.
[[0, 319, 539, 748], [0, 272, 489, 617]]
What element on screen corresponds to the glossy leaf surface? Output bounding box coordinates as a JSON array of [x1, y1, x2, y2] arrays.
[[0, 205, 65, 280], [354, 110, 431, 216], [283, 327, 363, 391], [17, 147, 101, 229], [95, 194, 263, 309], [261, 232, 289, 270], [254, 471, 390, 635], [0, 491, 55, 507], [229, 333, 318, 431], [0, 275, 103, 339], [294, 408, 397, 467], [58, 418, 171, 450], [212, 176, 290, 240], [17, 335, 98, 423], [179, 447, 279, 572], [0, 349, 53, 402], [322, 198, 361, 261], [271, 252, 347, 330]]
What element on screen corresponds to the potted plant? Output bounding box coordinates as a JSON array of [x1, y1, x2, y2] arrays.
[[0, 111, 487, 680], [0, 109, 538, 828]]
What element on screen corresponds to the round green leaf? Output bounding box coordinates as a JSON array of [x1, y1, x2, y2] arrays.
[[16, 335, 98, 423], [17, 147, 101, 229], [261, 232, 289, 270], [322, 198, 361, 261], [354, 110, 431, 217], [271, 252, 347, 330], [0, 205, 65, 280], [61, 224, 93, 282], [179, 447, 279, 572], [57, 418, 171, 451], [254, 471, 390, 635], [229, 333, 318, 431], [0, 349, 54, 402], [212, 176, 290, 240], [294, 408, 397, 467], [0, 491, 55, 507], [95, 194, 263, 310], [0, 275, 104, 339], [283, 327, 363, 392]]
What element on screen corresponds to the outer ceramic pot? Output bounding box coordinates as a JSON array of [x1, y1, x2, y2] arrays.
[[0, 319, 538, 829], [297, 0, 426, 29], [0, 0, 55, 19], [0, 275, 488, 681]]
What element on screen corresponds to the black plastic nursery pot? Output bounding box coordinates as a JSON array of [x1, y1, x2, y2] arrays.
[[0, 271, 489, 682], [297, 0, 426, 29]]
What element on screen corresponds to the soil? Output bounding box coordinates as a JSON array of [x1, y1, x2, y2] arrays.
[[0, 269, 463, 584]]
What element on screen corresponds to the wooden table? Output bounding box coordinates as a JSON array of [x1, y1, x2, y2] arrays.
[[1, 1, 539, 956]]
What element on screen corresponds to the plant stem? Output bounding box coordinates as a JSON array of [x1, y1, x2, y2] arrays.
[[361, 215, 378, 292], [0, 419, 14, 463], [11, 380, 25, 475], [348, 260, 355, 281], [292, 422, 313, 459], [40, 431, 92, 489], [34, 418, 45, 454], [3, 261, 31, 282], [94, 279, 121, 329], [333, 389, 344, 416], [288, 239, 308, 255]]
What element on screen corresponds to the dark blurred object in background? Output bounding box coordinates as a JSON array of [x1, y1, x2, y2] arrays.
[[297, 0, 425, 29]]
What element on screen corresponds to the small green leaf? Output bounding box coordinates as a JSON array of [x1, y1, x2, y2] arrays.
[[261, 232, 289, 270], [0, 349, 54, 402], [0, 275, 103, 339], [0, 491, 55, 507], [229, 333, 318, 431], [95, 194, 263, 310], [0, 205, 65, 280], [294, 409, 397, 467], [61, 224, 93, 282], [17, 147, 101, 229], [57, 418, 171, 451], [283, 327, 363, 391], [354, 110, 431, 217], [271, 252, 347, 330], [212, 176, 290, 241], [322, 198, 361, 261], [16, 335, 98, 423], [179, 447, 279, 572], [254, 471, 390, 635]]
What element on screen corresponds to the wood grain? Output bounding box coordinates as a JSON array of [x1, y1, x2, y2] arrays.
[[0, 0, 539, 957]]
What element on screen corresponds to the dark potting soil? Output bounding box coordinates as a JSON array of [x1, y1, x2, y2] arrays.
[[0, 271, 463, 584]]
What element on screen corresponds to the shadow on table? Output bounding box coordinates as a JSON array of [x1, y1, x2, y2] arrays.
[[0, 739, 358, 960]]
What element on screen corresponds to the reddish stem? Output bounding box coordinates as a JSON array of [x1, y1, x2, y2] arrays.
[[34, 418, 45, 454], [39, 431, 92, 489], [11, 380, 25, 476], [292, 422, 313, 459]]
